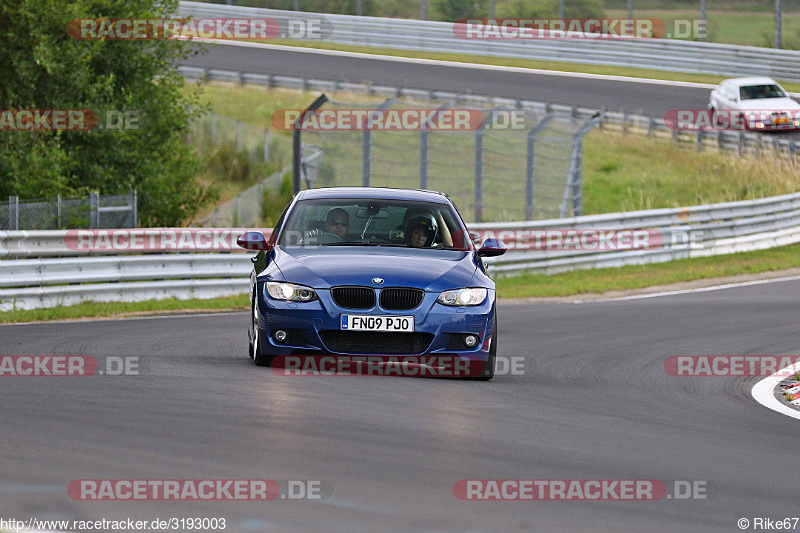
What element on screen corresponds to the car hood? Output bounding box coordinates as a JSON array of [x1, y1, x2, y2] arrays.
[[737, 97, 800, 111], [268, 246, 481, 292]]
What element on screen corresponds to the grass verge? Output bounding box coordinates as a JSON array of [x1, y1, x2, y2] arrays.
[[3, 243, 800, 323], [0, 294, 248, 325], [495, 243, 800, 298]]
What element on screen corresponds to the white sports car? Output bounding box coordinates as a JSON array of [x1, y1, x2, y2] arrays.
[[708, 77, 800, 130]]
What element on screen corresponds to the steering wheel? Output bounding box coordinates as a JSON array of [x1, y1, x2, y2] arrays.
[[298, 231, 343, 245]]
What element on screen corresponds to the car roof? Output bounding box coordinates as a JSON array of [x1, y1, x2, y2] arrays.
[[722, 77, 781, 87], [296, 187, 450, 204]]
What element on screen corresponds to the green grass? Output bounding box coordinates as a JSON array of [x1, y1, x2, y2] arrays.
[[495, 243, 800, 297], [582, 131, 800, 213], [0, 294, 249, 324], [605, 8, 800, 48]]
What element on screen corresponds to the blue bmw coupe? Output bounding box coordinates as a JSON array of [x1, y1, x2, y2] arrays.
[[237, 187, 506, 380]]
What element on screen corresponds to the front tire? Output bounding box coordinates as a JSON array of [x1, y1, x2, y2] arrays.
[[251, 297, 273, 367]]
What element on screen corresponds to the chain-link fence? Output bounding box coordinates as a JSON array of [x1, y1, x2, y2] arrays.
[[193, 165, 288, 227], [295, 98, 600, 222], [1, 193, 137, 230], [188, 110, 278, 165]]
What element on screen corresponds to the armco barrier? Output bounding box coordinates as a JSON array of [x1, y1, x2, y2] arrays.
[[177, 1, 800, 82], [2, 192, 800, 310], [176, 66, 800, 160]]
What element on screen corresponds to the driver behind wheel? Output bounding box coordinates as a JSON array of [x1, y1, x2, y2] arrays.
[[405, 215, 437, 247], [325, 208, 349, 240]]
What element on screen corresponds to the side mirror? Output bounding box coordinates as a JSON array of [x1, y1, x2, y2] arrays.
[[477, 238, 506, 257], [237, 231, 272, 251]]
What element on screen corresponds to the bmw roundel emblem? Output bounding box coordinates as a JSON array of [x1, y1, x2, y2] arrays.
[[372, 277, 384, 285]]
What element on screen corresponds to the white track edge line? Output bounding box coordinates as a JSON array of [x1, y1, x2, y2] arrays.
[[581, 275, 800, 302]]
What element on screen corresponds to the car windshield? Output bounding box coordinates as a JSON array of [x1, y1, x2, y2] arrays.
[[739, 84, 787, 100], [278, 197, 470, 251]]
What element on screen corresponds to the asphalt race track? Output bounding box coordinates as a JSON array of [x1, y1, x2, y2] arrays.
[[182, 43, 711, 117], [2, 279, 799, 532]]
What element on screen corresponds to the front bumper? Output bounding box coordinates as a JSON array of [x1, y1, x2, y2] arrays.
[[255, 286, 495, 363]]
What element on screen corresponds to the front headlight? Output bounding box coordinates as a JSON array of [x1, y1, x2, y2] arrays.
[[436, 288, 487, 306], [266, 281, 317, 302]]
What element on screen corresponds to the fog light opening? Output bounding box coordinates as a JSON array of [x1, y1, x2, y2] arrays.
[[274, 330, 288, 343], [464, 334, 479, 348]]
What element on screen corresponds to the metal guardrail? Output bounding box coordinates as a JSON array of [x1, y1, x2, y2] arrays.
[[177, 66, 800, 160], [177, 2, 800, 82], [3, 191, 800, 310]]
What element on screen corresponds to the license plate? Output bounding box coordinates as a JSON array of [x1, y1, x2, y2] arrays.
[[341, 314, 414, 332], [776, 117, 789, 124]]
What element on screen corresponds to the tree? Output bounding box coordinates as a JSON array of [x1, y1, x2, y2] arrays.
[[434, 0, 490, 21], [0, 0, 209, 226]]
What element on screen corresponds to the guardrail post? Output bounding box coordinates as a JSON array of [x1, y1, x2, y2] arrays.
[[419, 130, 428, 189], [696, 130, 704, 153], [573, 138, 584, 217], [293, 94, 328, 195], [9, 196, 18, 230], [89, 192, 99, 229], [474, 123, 485, 222], [790, 141, 797, 164], [264, 129, 270, 162], [525, 113, 554, 220], [235, 195, 241, 226], [56, 194, 61, 229], [560, 112, 601, 218], [132, 190, 138, 228], [648, 117, 655, 137], [738, 132, 744, 156], [362, 129, 371, 187]]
